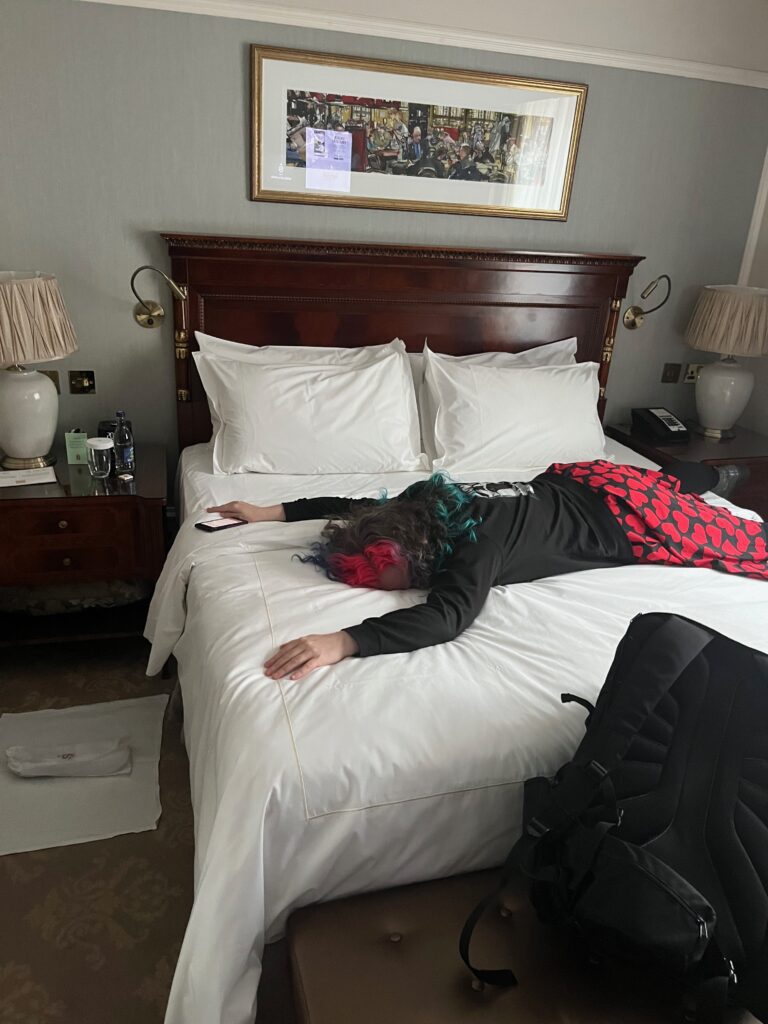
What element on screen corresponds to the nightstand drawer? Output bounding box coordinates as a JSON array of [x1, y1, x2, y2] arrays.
[[0, 506, 143, 584], [0, 444, 167, 610], [0, 506, 123, 538], [15, 544, 130, 578]]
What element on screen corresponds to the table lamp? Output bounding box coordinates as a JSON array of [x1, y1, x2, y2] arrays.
[[0, 271, 78, 469], [684, 284, 768, 440]]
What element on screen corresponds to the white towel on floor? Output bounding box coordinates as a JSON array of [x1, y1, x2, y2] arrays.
[[0, 694, 168, 854], [6, 737, 132, 777]]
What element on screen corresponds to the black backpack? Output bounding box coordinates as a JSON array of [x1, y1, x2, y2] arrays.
[[460, 612, 768, 1023]]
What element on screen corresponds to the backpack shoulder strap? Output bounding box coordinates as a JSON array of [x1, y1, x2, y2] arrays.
[[576, 613, 715, 770], [458, 846, 521, 987]]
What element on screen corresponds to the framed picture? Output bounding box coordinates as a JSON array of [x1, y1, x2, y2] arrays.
[[251, 46, 587, 220]]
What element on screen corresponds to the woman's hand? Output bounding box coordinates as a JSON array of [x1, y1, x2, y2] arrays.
[[205, 501, 286, 523], [264, 631, 359, 681]]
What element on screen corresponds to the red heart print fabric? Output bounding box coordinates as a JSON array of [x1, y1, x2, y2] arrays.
[[548, 461, 768, 581]]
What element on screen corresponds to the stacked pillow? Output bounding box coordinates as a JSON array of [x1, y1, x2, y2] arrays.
[[422, 339, 606, 471], [193, 332, 606, 475], [419, 337, 575, 459], [193, 334, 427, 474]]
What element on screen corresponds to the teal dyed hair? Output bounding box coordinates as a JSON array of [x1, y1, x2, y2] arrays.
[[395, 473, 481, 572]]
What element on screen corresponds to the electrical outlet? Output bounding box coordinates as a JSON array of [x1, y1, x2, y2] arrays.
[[661, 362, 681, 384], [39, 369, 60, 393], [684, 363, 704, 384], [69, 370, 96, 394]]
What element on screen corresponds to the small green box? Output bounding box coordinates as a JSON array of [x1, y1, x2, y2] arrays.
[[65, 429, 88, 465]]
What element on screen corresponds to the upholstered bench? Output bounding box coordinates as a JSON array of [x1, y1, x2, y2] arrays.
[[288, 869, 683, 1024]]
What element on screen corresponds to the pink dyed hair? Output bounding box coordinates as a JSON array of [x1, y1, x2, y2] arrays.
[[326, 540, 406, 589]]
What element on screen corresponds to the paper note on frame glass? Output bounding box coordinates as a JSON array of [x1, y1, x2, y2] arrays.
[[252, 46, 587, 220]]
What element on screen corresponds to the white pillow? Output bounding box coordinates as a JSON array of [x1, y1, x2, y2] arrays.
[[420, 338, 577, 461], [426, 360, 606, 471], [425, 336, 577, 369], [194, 334, 414, 444], [194, 347, 427, 475], [195, 331, 406, 367]]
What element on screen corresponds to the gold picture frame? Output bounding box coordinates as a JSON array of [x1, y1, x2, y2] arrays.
[[251, 46, 587, 220]]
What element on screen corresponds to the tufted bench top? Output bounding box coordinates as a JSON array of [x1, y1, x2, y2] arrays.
[[287, 868, 683, 1024]]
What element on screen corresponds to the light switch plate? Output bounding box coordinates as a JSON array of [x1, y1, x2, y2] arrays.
[[68, 369, 96, 394], [684, 363, 704, 384], [661, 362, 681, 383]]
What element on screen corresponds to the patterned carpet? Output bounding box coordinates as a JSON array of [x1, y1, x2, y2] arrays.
[[0, 637, 295, 1024]]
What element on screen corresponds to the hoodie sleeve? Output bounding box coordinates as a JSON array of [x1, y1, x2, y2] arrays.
[[343, 532, 503, 657], [283, 496, 377, 521]]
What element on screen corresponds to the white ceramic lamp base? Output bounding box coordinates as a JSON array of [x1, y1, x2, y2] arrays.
[[0, 366, 59, 469], [694, 357, 754, 440]]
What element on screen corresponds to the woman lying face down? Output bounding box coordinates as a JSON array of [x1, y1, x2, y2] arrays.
[[206, 464, 768, 681], [296, 479, 481, 592]]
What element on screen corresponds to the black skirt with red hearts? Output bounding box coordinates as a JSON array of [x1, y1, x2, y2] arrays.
[[547, 460, 768, 581]]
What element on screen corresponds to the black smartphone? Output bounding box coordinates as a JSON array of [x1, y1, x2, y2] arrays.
[[195, 517, 248, 533]]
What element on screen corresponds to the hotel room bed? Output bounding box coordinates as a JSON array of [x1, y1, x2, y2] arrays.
[[146, 236, 768, 1024], [148, 440, 768, 1024]]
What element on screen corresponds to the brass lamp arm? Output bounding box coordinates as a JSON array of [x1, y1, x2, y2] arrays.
[[639, 274, 671, 315], [130, 265, 188, 329], [623, 274, 672, 330]]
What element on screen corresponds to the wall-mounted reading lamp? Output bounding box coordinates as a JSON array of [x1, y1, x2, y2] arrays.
[[623, 274, 672, 330], [130, 265, 188, 328]]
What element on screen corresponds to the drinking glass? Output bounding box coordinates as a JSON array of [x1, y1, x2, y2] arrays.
[[86, 439, 113, 479]]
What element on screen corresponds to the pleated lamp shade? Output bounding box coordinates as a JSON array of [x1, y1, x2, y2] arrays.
[[684, 284, 768, 438], [685, 285, 768, 356], [0, 272, 78, 366]]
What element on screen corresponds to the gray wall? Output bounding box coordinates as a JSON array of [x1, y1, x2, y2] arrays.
[[2, 0, 768, 463]]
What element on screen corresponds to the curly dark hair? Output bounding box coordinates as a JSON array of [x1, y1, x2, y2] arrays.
[[298, 474, 481, 588]]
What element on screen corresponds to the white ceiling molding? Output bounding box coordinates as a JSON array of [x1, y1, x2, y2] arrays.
[[78, 0, 768, 89]]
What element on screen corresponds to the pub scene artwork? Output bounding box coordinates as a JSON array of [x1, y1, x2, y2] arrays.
[[286, 91, 554, 186]]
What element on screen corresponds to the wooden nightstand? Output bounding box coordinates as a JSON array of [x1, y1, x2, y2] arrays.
[[606, 424, 768, 520], [0, 443, 167, 644]]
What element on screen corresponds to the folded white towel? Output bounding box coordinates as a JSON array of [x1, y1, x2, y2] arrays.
[[5, 737, 132, 778]]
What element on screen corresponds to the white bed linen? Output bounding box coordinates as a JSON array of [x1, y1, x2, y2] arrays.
[[152, 442, 768, 1024]]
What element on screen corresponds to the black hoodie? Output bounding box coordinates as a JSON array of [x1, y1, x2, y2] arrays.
[[283, 472, 632, 658]]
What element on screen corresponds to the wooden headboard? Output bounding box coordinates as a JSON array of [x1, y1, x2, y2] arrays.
[[163, 233, 643, 450]]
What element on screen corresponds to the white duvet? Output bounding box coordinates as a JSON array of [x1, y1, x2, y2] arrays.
[[148, 442, 768, 1024]]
